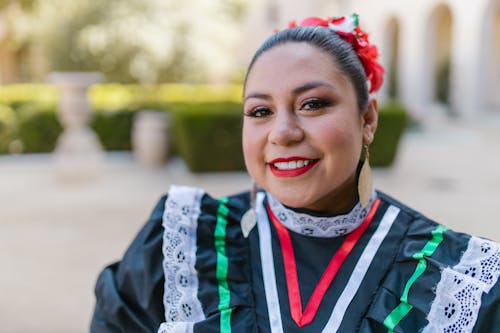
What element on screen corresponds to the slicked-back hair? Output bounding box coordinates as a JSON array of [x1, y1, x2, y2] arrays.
[[245, 26, 369, 112]]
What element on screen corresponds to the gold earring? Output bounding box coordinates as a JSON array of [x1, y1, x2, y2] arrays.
[[358, 144, 373, 208]]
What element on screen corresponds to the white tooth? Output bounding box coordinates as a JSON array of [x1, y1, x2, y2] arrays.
[[274, 160, 313, 170], [275, 162, 286, 169]]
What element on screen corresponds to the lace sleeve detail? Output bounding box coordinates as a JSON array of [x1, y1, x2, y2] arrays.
[[453, 237, 500, 292], [422, 237, 500, 333], [158, 185, 205, 332]]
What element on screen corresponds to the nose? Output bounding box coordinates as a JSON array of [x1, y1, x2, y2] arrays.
[[268, 110, 304, 146]]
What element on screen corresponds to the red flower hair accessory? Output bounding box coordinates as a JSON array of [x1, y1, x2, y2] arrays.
[[285, 14, 384, 93]]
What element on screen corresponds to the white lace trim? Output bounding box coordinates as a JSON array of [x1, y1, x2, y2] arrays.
[[157, 322, 194, 333], [266, 191, 377, 237], [453, 237, 500, 293], [160, 185, 205, 329], [423, 237, 500, 333]]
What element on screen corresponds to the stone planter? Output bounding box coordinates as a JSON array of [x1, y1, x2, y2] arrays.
[[132, 110, 169, 167], [48, 71, 104, 181]]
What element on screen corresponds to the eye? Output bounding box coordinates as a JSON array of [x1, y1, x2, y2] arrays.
[[244, 107, 273, 118], [300, 98, 330, 111]]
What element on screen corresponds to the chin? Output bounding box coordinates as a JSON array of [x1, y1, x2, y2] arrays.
[[270, 191, 313, 209]]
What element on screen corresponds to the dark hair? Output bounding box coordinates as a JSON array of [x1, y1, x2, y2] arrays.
[[245, 26, 369, 111]]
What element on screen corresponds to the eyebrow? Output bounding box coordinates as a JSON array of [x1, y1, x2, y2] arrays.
[[244, 81, 335, 101]]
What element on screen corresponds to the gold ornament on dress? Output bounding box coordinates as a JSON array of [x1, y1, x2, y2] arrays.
[[241, 181, 258, 238]]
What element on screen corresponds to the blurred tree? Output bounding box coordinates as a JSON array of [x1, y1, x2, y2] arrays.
[[0, 0, 34, 10], [7, 0, 247, 83]]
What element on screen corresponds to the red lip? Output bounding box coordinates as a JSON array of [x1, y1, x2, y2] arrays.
[[268, 156, 319, 178]]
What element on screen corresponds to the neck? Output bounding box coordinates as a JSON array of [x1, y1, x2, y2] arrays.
[[301, 171, 359, 215]]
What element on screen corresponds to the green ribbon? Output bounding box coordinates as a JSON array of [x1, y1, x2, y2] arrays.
[[383, 225, 448, 332], [216, 198, 232, 333]]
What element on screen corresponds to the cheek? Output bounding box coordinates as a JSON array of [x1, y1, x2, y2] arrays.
[[314, 118, 363, 157], [242, 123, 261, 172]]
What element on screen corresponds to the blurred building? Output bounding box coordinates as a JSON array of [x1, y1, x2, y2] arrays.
[[242, 0, 500, 118]]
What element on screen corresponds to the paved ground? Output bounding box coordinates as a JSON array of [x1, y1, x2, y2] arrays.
[[0, 114, 499, 332]]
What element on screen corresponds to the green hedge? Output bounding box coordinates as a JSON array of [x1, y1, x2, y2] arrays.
[[91, 109, 138, 151], [371, 100, 408, 166], [170, 102, 245, 172], [17, 107, 62, 153], [0, 104, 19, 154], [0, 102, 62, 154], [0, 83, 242, 110], [0, 102, 139, 154]]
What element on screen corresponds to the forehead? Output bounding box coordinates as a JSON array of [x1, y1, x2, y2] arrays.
[[245, 42, 350, 91]]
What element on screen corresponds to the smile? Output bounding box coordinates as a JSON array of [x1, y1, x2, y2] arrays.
[[269, 157, 319, 177]]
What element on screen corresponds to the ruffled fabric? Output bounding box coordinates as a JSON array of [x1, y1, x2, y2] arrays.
[[267, 191, 377, 237], [91, 189, 500, 333]]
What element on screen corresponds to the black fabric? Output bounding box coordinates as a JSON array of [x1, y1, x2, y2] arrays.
[[91, 190, 500, 332], [91, 195, 166, 333], [193, 191, 257, 333]]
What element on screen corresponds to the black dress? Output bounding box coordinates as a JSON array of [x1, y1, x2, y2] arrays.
[[91, 185, 500, 332]]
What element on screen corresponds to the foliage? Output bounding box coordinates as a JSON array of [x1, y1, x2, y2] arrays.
[[11, 0, 247, 83], [0, 84, 58, 106], [0, 102, 61, 153], [89, 83, 243, 110], [0, 103, 18, 153], [16, 103, 61, 152], [91, 109, 138, 151], [170, 102, 245, 172], [0, 0, 34, 10], [371, 99, 408, 167], [0, 83, 243, 109]]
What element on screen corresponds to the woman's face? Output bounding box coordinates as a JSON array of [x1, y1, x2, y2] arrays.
[[242, 42, 377, 213]]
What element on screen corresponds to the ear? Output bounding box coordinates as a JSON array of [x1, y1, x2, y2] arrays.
[[361, 97, 378, 145]]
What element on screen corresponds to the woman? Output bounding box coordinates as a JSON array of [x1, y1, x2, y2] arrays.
[[91, 14, 499, 333]]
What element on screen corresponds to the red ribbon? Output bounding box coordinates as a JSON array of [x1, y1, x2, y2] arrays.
[[267, 198, 381, 327]]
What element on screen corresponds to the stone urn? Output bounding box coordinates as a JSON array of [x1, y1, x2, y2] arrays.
[[48, 71, 104, 181], [132, 110, 169, 167]]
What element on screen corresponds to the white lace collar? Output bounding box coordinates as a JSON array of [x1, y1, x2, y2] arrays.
[[266, 191, 377, 238]]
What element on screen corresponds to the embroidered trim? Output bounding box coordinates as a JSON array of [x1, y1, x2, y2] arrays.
[[160, 185, 205, 327], [267, 198, 381, 327], [383, 225, 448, 332], [215, 198, 232, 333], [256, 192, 285, 333], [322, 205, 400, 333], [267, 191, 377, 238], [258, 190, 400, 333], [422, 237, 500, 333]]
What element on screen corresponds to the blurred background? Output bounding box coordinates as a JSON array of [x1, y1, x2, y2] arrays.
[[0, 0, 499, 332]]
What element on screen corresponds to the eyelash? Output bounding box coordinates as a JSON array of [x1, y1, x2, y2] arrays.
[[244, 98, 330, 118], [244, 107, 272, 118], [300, 98, 330, 111]]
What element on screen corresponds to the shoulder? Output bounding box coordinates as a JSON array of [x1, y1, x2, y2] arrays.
[[163, 185, 251, 229], [92, 186, 252, 332], [373, 190, 500, 332]]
